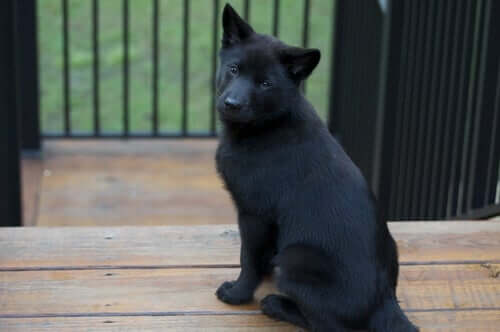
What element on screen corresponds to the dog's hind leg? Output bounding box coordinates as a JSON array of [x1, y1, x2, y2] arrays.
[[271, 245, 366, 331], [261, 294, 354, 332], [260, 294, 310, 329]]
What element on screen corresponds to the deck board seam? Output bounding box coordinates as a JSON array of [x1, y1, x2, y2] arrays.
[[1, 308, 499, 319], [1, 260, 499, 272]]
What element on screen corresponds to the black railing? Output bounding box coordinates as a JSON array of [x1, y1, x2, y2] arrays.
[[1, 0, 23, 226], [4, 0, 500, 225], [332, 0, 500, 220], [34, 0, 332, 139]]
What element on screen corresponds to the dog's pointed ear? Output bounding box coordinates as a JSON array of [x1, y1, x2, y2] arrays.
[[280, 47, 321, 81], [222, 4, 254, 47]]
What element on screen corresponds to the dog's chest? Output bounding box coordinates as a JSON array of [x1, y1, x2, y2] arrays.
[[216, 143, 283, 212]]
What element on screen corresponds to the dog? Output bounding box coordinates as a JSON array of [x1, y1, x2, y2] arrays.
[[214, 4, 418, 331]]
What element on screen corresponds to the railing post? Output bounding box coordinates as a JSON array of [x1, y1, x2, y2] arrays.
[[372, 0, 405, 221], [467, 0, 500, 211], [0, 0, 23, 226], [328, 0, 343, 139], [14, 0, 41, 151], [328, 0, 387, 191]]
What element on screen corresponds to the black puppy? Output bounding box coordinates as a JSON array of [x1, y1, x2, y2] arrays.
[[215, 4, 418, 332]]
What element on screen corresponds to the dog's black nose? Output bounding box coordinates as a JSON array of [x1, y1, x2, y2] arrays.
[[224, 97, 242, 110]]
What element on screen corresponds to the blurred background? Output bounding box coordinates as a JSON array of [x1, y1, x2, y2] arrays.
[[2, 0, 500, 227], [38, 0, 333, 134]]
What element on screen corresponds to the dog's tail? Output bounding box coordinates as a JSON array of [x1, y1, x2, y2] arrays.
[[368, 295, 419, 332]]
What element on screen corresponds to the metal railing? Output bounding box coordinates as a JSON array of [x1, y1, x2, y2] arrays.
[[332, 0, 500, 220], [4, 0, 500, 225], [37, 0, 332, 139]]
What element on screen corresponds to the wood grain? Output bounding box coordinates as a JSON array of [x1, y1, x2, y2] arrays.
[[1, 222, 499, 269], [1, 265, 498, 315], [36, 140, 237, 226], [0, 315, 296, 331], [2, 310, 498, 331], [21, 156, 43, 226], [1, 222, 499, 330]]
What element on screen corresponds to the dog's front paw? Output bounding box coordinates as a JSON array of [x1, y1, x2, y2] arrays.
[[215, 280, 253, 304]]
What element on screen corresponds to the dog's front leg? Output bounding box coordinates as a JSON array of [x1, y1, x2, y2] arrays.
[[216, 214, 274, 304]]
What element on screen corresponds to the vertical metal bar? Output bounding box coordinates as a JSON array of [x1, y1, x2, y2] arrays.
[[466, 0, 493, 211], [122, 0, 129, 137], [182, 0, 189, 135], [403, 0, 427, 218], [469, 0, 500, 209], [410, 0, 436, 217], [328, 0, 344, 136], [419, 0, 446, 217], [428, 0, 457, 218], [301, 0, 310, 93], [344, 0, 357, 149], [371, 0, 393, 196], [374, 0, 406, 221], [446, 0, 475, 216], [331, 0, 355, 146], [348, 0, 363, 162], [92, 0, 100, 136], [436, 0, 466, 218], [362, 0, 385, 190], [243, 0, 250, 22], [342, 0, 355, 151], [485, 65, 500, 204], [394, 0, 419, 219], [388, 0, 412, 218], [152, 0, 159, 136], [62, 0, 70, 135], [302, 0, 310, 48], [457, 0, 485, 214], [0, 0, 22, 226], [338, 0, 356, 148], [210, 0, 219, 135], [327, 0, 383, 190], [273, 0, 280, 37], [15, 0, 41, 150]]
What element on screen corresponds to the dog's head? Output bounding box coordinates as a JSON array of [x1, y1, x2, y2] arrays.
[[216, 4, 320, 126]]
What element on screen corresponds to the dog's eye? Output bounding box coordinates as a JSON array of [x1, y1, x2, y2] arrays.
[[261, 80, 272, 89], [229, 64, 239, 75]]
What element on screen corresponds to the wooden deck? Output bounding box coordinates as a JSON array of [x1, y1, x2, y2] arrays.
[[21, 140, 236, 227], [1, 221, 499, 331]]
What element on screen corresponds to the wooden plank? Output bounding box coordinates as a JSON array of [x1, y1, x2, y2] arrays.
[[1, 310, 498, 331], [0, 225, 240, 269], [407, 310, 500, 331], [36, 140, 236, 226], [0, 265, 498, 316], [0, 315, 294, 331], [37, 170, 235, 226], [21, 156, 43, 226], [390, 221, 500, 263], [1, 222, 499, 269]]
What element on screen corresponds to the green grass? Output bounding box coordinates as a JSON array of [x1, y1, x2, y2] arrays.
[[38, 0, 335, 134]]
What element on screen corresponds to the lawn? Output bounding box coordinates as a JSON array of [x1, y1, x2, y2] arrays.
[[38, 0, 336, 134]]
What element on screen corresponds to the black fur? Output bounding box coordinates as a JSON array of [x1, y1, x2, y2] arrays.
[[214, 4, 418, 332]]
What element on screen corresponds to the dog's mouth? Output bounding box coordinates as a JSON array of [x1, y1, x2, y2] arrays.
[[217, 107, 253, 123]]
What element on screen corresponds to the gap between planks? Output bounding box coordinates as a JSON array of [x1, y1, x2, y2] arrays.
[[1, 310, 500, 332], [1, 260, 500, 272], [0, 307, 498, 319]]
